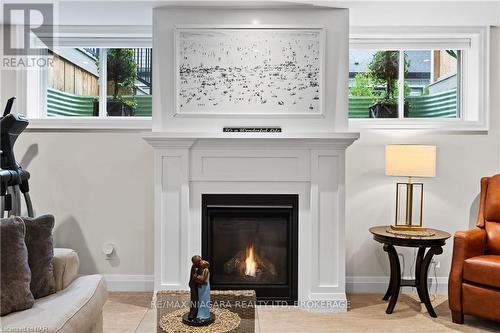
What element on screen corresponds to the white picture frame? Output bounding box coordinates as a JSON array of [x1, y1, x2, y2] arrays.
[[173, 25, 326, 117]]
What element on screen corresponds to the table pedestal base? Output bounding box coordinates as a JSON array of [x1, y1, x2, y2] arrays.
[[382, 244, 443, 317]]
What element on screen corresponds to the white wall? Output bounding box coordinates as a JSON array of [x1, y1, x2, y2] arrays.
[[12, 131, 155, 289], [344, 16, 500, 293]]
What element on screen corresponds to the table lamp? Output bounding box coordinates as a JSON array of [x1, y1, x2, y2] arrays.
[[385, 145, 436, 231]]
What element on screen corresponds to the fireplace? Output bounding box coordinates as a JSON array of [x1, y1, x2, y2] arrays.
[[202, 194, 298, 304], [144, 134, 358, 310]]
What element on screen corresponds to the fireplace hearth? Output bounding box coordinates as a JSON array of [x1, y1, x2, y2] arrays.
[[202, 194, 298, 304]]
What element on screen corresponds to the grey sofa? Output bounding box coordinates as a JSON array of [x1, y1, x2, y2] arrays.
[[1, 248, 107, 333]]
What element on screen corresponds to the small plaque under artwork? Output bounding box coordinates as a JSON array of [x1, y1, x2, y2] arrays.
[[223, 127, 282, 133]]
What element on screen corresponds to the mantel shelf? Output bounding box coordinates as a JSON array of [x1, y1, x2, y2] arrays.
[[143, 131, 359, 140], [142, 131, 360, 150]]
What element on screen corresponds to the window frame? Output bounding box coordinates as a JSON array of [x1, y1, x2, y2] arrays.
[[20, 25, 153, 130], [348, 26, 489, 132]]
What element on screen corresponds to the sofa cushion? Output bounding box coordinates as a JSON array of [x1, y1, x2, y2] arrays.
[[485, 175, 500, 222], [462, 282, 500, 323], [463, 255, 500, 288], [0, 217, 34, 316], [485, 221, 500, 254], [53, 248, 80, 292], [0, 274, 107, 333], [23, 215, 56, 298]]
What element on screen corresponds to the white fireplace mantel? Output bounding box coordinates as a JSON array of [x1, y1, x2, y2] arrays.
[[143, 131, 359, 310]]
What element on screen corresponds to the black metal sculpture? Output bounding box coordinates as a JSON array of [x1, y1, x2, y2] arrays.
[[0, 97, 33, 217]]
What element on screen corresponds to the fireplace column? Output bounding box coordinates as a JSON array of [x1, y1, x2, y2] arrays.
[[151, 139, 195, 290]]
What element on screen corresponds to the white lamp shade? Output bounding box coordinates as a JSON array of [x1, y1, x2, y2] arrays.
[[385, 145, 436, 177]]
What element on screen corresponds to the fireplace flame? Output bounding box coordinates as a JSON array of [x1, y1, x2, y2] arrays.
[[245, 244, 257, 277]]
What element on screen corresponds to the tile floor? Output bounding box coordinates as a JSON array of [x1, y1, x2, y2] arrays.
[[103, 292, 499, 332]]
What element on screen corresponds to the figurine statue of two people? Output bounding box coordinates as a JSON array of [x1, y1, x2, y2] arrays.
[[185, 255, 214, 326]]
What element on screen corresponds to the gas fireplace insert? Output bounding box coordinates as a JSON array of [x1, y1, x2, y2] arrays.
[[202, 194, 298, 304]]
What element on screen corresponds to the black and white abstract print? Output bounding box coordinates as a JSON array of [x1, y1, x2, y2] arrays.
[[176, 28, 322, 114]]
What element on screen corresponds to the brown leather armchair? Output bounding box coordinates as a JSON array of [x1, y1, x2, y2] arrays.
[[449, 175, 500, 324]]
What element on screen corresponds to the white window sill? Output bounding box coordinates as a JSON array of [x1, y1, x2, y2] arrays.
[[349, 118, 488, 134], [26, 117, 152, 131]]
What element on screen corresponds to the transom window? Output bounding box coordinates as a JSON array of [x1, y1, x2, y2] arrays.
[[20, 26, 153, 128], [46, 47, 152, 118], [348, 27, 488, 131], [349, 49, 460, 119]]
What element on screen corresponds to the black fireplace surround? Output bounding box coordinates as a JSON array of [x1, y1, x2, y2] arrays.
[[202, 194, 298, 304]]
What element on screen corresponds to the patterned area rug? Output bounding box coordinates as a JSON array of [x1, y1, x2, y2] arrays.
[[156, 290, 256, 333], [159, 307, 241, 333]]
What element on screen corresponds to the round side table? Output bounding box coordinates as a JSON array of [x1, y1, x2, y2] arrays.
[[369, 226, 451, 317]]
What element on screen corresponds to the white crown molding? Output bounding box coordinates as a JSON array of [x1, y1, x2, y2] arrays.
[[350, 25, 488, 38], [37, 25, 152, 37]]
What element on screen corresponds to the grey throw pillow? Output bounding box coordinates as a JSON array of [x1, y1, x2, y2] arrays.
[[23, 215, 56, 299], [1, 217, 35, 316]]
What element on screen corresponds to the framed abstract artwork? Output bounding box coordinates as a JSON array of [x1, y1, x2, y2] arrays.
[[174, 26, 325, 116]]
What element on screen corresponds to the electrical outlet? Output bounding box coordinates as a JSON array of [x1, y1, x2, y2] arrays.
[[431, 259, 440, 268]]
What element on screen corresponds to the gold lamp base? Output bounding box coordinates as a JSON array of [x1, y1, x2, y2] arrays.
[[393, 180, 426, 231]]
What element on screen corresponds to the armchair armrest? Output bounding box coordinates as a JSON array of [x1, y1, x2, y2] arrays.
[[448, 229, 486, 312], [53, 248, 80, 291]]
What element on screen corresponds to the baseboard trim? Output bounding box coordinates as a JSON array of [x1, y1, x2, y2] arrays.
[[104, 274, 154, 292], [346, 276, 448, 294], [102, 274, 448, 294]]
